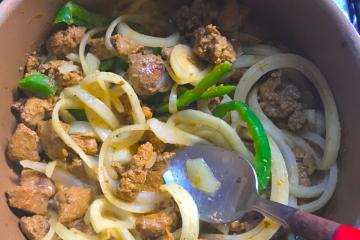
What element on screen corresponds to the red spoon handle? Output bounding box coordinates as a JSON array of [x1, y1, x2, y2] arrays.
[[289, 210, 360, 240]]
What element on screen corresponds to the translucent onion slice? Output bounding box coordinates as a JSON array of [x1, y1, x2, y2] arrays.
[[161, 183, 199, 240], [85, 107, 112, 142], [118, 22, 180, 47], [234, 53, 340, 170], [54, 220, 97, 240], [169, 84, 178, 113], [58, 63, 80, 74], [233, 55, 265, 69], [186, 158, 221, 194], [45, 161, 57, 178], [69, 121, 97, 138], [64, 87, 120, 130], [147, 118, 209, 146], [170, 44, 211, 85], [85, 53, 100, 75]]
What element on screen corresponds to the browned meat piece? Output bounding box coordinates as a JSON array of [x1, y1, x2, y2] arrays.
[[118, 142, 156, 201], [7, 186, 49, 215], [20, 215, 50, 240], [144, 152, 175, 192], [12, 97, 57, 129], [71, 135, 98, 155], [39, 60, 83, 87], [55, 186, 92, 224], [209, 97, 221, 112], [228, 211, 263, 234], [142, 105, 153, 120], [193, 24, 236, 64], [37, 120, 69, 160], [127, 53, 172, 97], [161, 47, 172, 60], [46, 26, 86, 57], [136, 199, 180, 239], [259, 71, 308, 132], [20, 169, 56, 198], [217, 0, 250, 32], [25, 53, 41, 74], [7, 123, 40, 161], [88, 37, 114, 60], [174, 0, 218, 34], [294, 147, 316, 186], [111, 34, 144, 58], [228, 220, 249, 233], [65, 218, 95, 235]]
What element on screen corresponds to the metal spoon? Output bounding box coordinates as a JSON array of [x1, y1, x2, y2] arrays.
[[163, 145, 360, 240]]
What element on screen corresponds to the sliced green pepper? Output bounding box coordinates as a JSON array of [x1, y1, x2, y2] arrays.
[[155, 61, 232, 113], [54, 1, 110, 28], [68, 109, 88, 121], [18, 73, 57, 99], [199, 85, 236, 100], [213, 100, 271, 193], [113, 58, 129, 71], [99, 58, 116, 72]]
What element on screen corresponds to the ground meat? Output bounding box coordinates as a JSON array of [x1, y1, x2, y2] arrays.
[[7, 123, 40, 161], [39, 60, 83, 87], [193, 24, 236, 64], [20, 215, 50, 240], [143, 152, 175, 192], [37, 120, 68, 160], [46, 26, 86, 57], [227, 212, 263, 234], [20, 169, 56, 198], [136, 199, 180, 239], [88, 37, 114, 60], [111, 34, 144, 58], [294, 147, 316, 186], [217, 0, 250, 32], [142, 105, 153, 120], [174, 0, 218, 34], [65, 218, 95, 235], [127, 53, 172, 97], [259, 71, 308, 132], [55, 186, 92, 224], [71, 135, 98, 155], [25, 53, 41, 75], [7, 186, 49, 215], [118, 142, 156, 201], [12, 97, 57, 129]]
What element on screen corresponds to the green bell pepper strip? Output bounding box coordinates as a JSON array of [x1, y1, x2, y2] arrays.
[[99, 58, 116, 71], [18, 73, 57, 99], [199, 85, 236, 100], [213, 100, 271, 193], [155, 61, 232, 113], [68, 109, 88, 121], [54, 1, 110, 28]]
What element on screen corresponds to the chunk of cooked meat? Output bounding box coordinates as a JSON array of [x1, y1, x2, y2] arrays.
[[227, 211, 263, 234], [20, 215, 50, 240], [259, 71, 308, 132], [136, 199, 180, 239], [7, 123, 40, 161], [118, 142, 156, 201], [143, 151, 175, 192], [55, 186, 92, 224], [37, 120, 68, 160], [25, 52, 41, 75], [65, 218, 95, 235], [12, 97, 57, 129], [7, 169, 55, 215], [88, 37, 114, 60], [39, 60, 83, 87], [111, 34, 144, 58], [294, 147, 316, 186], [217, 0, 250, 32], [20, 169, 56, 198], [46, 26, 86, 57], [71, 135, 98, 155], [193, 24, 236, 64], [161, 47, 172, 61], [174, 0, 218, 34], [142, 105, 153, 120], [127, 53, 172, 97], [7, 186, 49, 215]]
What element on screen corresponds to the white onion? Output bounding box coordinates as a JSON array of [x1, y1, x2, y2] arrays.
[[169, 84, 178, 113], [58, 63, 80, 74], [66, 53, 81, 63], [233, 55, 265, 69], [69, 121, 97, 138], [85, 53, 100, 75]]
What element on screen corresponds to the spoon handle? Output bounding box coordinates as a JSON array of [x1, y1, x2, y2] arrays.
[[253, 196, 360, 240]]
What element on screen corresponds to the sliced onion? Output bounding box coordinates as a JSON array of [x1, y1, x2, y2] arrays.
[[85, 53, 100, 75], [69, 121, 97, 138], [66, 53, 81, 63], [45, 161, 57, 178], [147, 118, 209, 146], [170, 44, 211, 85], [118, 22, 180, 47], [54, 220, 97, 240], [161, 183, 199, 240], [58, 63, 80, 74], [169, 84, 178, 113], [85, 107, 112, 142], [233, 55, 265, 69], [234, 53, 340, 170], [20, 160, 46, 173]]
